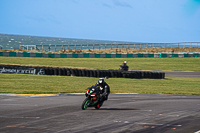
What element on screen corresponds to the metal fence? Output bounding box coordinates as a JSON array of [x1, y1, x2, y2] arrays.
[[20, 42, 200, 51]]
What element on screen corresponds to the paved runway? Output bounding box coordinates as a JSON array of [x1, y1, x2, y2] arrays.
[[0, 93, 200, 133]]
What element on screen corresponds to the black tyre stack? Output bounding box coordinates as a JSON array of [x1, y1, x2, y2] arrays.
[[42, 67, 165, 79], [0, 64, 165, 79]]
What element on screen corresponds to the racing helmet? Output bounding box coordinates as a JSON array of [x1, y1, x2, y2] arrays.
[[98, 78, 105, 86], [124, 61, 127, 64]]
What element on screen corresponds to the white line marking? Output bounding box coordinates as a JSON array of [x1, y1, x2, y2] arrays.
[[194, 130, 200, 133], [114, 120, 122, 123], [136, 122, 163, 126], [114, 120, 129, 123]]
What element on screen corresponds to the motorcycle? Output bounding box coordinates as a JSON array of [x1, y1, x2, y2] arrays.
[[81, 86, 103, 110]]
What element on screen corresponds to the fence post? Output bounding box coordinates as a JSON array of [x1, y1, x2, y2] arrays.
[[190, 42, 191, 48], [111, 44, 112, 49], [159, 43, 160, 48], [117, 44, 118, 49], [165, 43, 166, 48], [49, 45, 50, 51], [75, 45, 76, 50], [68, 45, 69, 50], [128, 44, 130, 49], [134, 44, 135, 49], [42, 45, 43, 51], [62, 45, 63, 50], [178, 43, 179, 48], [99, 44, 100, 50], [140, 44, 141, 49], [122, 44, 124, 49], [171, 43, 172, 48], [146, 43, 148, 48], [153, 43, 154, 48], [87, 44, 88, 49], [184, 42, 185, 48], [197, 42, 198, 47], [55, 45, 56, 51], [93, 44, 94, 50], [105, 44, 106, 49]]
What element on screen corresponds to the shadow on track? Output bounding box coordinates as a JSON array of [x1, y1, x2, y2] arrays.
[[95, 108, 138, 111]]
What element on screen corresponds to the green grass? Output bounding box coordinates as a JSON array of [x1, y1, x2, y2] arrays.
[[0, 57, 200, 71], [0, 57, 200, 95], [0, 74, 199, 95]]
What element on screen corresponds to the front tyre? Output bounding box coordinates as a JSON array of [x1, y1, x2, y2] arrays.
[[82, 98, 90, 110]]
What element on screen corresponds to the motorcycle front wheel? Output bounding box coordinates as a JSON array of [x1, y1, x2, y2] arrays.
[[81, 98, 90, 110]]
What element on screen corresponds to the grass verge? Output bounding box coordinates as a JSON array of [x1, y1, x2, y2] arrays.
[[0, 57, 200, 71], [0, 74, 199, 95]]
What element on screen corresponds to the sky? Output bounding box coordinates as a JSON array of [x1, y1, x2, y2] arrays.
[[0, 0, 200, 43]]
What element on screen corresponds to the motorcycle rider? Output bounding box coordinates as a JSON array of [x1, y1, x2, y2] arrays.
[[120, 61, 129, 71], [89, 78, 110, 103]]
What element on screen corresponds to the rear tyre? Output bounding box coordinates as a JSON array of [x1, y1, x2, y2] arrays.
[[95, 101, 104, 109], [95, 104, 100, 109], [82, 98, 90, 110]]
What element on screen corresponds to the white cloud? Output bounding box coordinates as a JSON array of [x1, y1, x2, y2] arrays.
[[113, 0, 132, 8]]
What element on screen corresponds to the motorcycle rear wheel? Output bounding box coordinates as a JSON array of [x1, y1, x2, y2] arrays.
[[95, 104, 100, 109], [82, 98, 90, 110], [95, 101, 104, 109]]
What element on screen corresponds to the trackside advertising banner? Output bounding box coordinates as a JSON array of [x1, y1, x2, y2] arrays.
[[0, 65, 45, 75], [0, 65, 165, 79]]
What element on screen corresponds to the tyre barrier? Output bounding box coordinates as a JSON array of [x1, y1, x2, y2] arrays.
[[0, 64, 165, 79], [48, 68, 165, 79]]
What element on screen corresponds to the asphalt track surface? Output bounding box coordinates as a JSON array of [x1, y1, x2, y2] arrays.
[[0, 71, 199, 133], [162, 71, 200, 77], [130, 70, 200, 77], [0, 93, 200, 133]]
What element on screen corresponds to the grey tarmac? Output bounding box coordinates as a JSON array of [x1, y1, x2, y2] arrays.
[[0, 93, 200, 133], [163, 71, 200, 77]]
